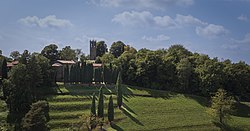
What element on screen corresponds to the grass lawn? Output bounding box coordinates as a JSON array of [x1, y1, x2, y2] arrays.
[[45, 83, 250, 131]]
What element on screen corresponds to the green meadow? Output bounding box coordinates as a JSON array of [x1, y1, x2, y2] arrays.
[[42, 83, 250, 131]]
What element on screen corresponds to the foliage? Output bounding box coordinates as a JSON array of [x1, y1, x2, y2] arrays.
[[96, 41, 107, 57], [19, 50, 30, 65], [100, 53, 115, 64], [91, 93, 96, 116], [59, 46, 78, 61], [4, 64, 33, 128], [21, 100, 50, 131], [108, 95, 114, 123], [10, 51, 20, 60], [64, 64, 69, 84], [41, 44, 59, 63], [177, 58, 193, 92], [209, 88, 234, 124], [97, 87, 104, 118], [1, 58, 7, 79], [116, 72, 123, 108], [110, 41, 125, 58]]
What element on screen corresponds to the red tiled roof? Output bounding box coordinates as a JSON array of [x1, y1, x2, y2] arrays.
[[93, 63, 102, 67], [57, 60, 75, 64], [52, 63, 63, 67], [7, 61, 19, 67]]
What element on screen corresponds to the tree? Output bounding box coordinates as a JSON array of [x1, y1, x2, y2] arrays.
[[1, 58, 8, 79], [91, 93, 96, 116], [80, 53, 88, 62], [96, 41, 107, 57], [64, 65, 69, 84], [166, 44, 192, 64], [19, 50, 30, 65], [116, 72, 123, 108], [41, 44, 59, 63], [5, 64, 32, 128], [21, 101, 49, 131], [110, 41, 125, 58], [33, 54, 54, 86], [108, 95, 114, 123], [26, 54, 43, 100], [97, 87, 104, 118], [209, 88, 234, 124], [100, 53, 115, 64], [10, 51, 21, 60], [177, 58, 193, 92], [59, 46, 78, 61]]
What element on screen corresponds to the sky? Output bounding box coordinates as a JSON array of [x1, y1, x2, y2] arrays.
[[0, 0, 250, 63]]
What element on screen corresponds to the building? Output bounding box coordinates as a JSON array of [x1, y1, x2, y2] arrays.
[[52, 60, 76, 81], [90, 40, 97, 60]]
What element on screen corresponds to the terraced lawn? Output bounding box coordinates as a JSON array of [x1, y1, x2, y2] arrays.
[[46, 83, 250, 130], [0, 83, 249, 130]]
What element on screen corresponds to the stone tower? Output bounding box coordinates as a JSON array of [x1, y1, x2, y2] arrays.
[[90, 40, 97, 60]]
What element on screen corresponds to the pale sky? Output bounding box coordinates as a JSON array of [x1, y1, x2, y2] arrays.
[[0, 0, 250, 63]]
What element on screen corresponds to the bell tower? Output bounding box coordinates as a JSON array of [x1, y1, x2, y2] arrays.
[[90, 40, 97, 60]]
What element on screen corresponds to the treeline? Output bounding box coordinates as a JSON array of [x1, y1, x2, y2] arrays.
[[105, 45, 250, 101], [63, 63, 119, 84]]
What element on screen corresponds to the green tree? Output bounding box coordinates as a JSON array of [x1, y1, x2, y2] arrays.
[[59, 46, 78, 61], [116, 72, 123, 108], [97, 87, 104, 118], [64, 65, 69, 84], [19, 50, 30, 65], [91, 93, 96, 116], [166, 44, 192, 64], [110, 41, 125, 58], [34, 54, 54, 86], [177, 58, 193, 92], [5, 64, 32, 129], [100, 53, 115, 64], [209, 88, 234, 124], [21, 101, 49, 131], [10, 51, 20, 60], [1, 58, 8, 79], [26, 54, 43, 100], [108, 95, 114, 123], [96, 41, 107, 57], [41, 44, 59, 63]]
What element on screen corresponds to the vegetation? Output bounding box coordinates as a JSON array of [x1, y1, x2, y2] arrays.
[[108, 95, 114, 123], [116, 72, 123, 108], [97, 87, 104, 118], [1, 58, 7, 79], [209, 88, 235, 124], [42, 84, 250, 130], [110, 41, 125, 58], [21, 101, 50, 131], [1, 43, 250, 130], [91, 93, 96, 116]]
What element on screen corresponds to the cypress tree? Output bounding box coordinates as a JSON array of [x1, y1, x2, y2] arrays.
[[94, 68, 102, 83], [69, 65, 74, 83], [75, 62, 79, 83], [97, 87, 104, 118], [82, 62, 86, 83], [116, 72, 123, 108], [91, 93, 96, 116], [108, 95, 114, 123], [1, 58, 8, 79], [64, 65, 69, 84]]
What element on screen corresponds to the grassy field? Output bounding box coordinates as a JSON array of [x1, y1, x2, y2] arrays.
[[0, 83, 250, 130], [46, 83, 250, 131]]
